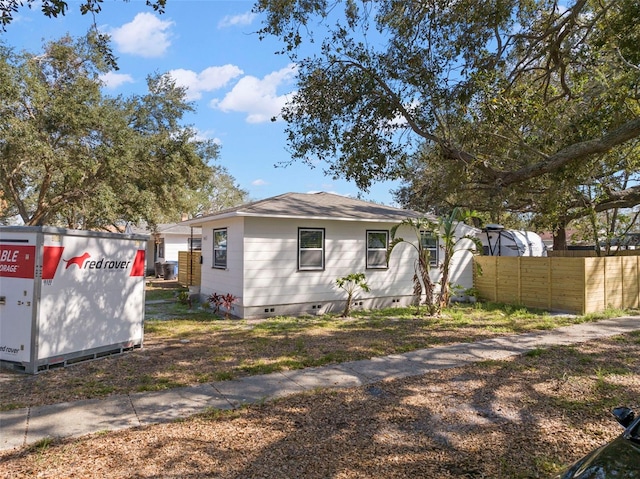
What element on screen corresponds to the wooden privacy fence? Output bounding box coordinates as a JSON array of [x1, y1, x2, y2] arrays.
[[178, 251, 201, 287], [548, 250, 640, 258], [474, 256, 640, 314]]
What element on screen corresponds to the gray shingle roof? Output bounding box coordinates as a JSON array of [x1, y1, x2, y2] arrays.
[[184, 192, 427, 225]]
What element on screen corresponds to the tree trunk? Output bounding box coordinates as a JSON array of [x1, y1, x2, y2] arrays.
[[553, 225, 567, 251]]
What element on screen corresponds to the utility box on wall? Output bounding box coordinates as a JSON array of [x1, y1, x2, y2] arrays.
[[0, 226, 148, 374]]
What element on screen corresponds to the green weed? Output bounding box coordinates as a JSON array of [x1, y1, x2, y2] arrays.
[[213, 371, 234, 381], [136, 375, 186, 392], [525, 347, 546, 358]]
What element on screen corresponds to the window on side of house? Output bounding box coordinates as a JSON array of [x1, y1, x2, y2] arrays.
[[213, 228, 227, 269], [366, 230, 389, 269], [188, 237, 202, 250], [420, 231, 439, 267], [298, 228, 325, 271]]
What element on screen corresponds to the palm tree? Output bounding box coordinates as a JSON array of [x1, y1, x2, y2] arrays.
[[387, 210, 481, 315]]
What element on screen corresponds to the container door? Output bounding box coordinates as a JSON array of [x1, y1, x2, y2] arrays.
[[0, 234, 36, 364], [36, 232, 146, 360]]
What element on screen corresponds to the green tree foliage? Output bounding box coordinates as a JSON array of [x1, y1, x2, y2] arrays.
[[255, 0, 640, 246], [387, 212, 480, 315], [192, 165, 250, 216], [387, 218, 438, 316], [1, 0, 166, 26], [0, 1, 166, 29], [335, 272, 370, 317], [0, 1, 167, 69], [0, 35, 242, 229]]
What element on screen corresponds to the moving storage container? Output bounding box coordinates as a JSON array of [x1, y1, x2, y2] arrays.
[[0, 226, 147, 374]]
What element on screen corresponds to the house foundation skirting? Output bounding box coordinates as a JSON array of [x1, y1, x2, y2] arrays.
[[230, 295, 417, 319]]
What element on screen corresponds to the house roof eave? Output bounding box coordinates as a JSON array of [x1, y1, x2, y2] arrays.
[[182, 192, 429, 226]]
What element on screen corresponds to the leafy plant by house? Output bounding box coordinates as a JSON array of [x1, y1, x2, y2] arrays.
[[387, 218, 438, 316], [436, 208, 482, 310], [335, 273, 371, 317], [177, 291, 191, 307], [387, 211, 481, 316], [221, 293, 237, 319], [207, 292, 237, 319], [207, 293, 223, 313]]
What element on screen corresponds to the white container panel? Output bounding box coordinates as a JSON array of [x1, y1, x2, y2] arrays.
[[36, 232, 146, 360], [0, 232, 37, 363]]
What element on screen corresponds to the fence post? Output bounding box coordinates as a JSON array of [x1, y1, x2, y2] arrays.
[[547, 257, 552, 311], [517, 256, 522, 304]]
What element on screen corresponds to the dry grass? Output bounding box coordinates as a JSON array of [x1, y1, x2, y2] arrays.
[[1, 281, 639, 478], [1, 333, 639, 478], [0, 281, 620, 411]]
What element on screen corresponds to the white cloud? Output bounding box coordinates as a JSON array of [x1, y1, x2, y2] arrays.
[[99, 71, 134, 89], [252, 179, 267, 186], [218, 11, 257, 28], [168, 65, 244, 100], [110, 13, 174, 58], [193, 128, 222, 145], [210, 63, 298, 123]]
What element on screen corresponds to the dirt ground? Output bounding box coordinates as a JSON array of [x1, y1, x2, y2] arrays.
[[0, 287, 553, 410], [1, 331, 639, 478]]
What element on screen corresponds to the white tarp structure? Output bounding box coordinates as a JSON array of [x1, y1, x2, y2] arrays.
[[479, 225, 547, 257], [0, 226, 148, 374]]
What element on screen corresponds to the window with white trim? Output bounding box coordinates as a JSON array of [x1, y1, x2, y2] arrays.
[[213, 228, 227, 269], [366, 230, 388, 269], [298, 228, 324, 270], [420, 231, 439, 267]]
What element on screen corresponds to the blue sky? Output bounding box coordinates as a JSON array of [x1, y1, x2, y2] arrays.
[[3, 1, 401, 205]]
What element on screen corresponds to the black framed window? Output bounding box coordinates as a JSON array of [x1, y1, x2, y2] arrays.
[[213, 228, 227, 269], [420, 231, 439, 267], [367, 230, 388, 269], [298, 228, 324, 270]]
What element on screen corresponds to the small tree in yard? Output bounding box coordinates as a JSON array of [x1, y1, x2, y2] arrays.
[[335, 273, 370, 317]]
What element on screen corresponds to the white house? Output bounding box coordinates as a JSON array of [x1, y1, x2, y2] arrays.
[[184, 192, 477, 318], [126, 223, 202, 276]]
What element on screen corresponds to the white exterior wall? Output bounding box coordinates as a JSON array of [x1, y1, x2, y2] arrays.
[[199, 217, 245, 314], [241, 218, 420, 314], [445, 223, 477, 294], [196, 216, 476, 318], [162, 235, 189, 263]]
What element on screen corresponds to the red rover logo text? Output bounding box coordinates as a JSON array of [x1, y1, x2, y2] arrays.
[[63, 252, 132, 270]]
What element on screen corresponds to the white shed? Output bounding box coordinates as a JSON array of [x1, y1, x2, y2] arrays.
[[184, 192, 477, 318]]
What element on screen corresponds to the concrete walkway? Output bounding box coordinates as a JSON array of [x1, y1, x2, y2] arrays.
[[1, 316, 638, 452]]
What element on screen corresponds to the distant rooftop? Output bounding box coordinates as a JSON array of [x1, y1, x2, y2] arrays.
[[126, 223, 201, 236]]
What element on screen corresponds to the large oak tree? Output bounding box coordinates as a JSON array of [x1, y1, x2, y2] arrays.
[[254, 0, 640, 248], [0, 34, 245, 229]]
